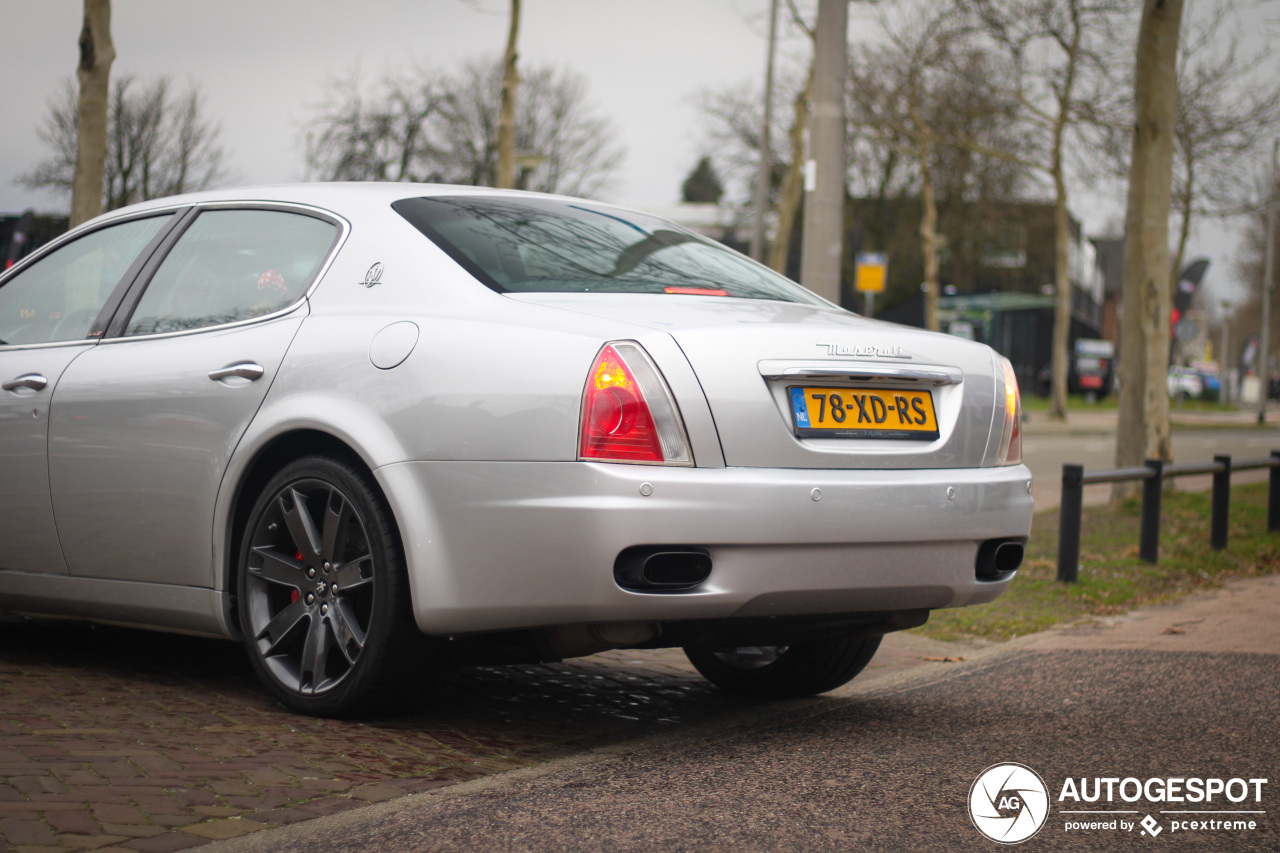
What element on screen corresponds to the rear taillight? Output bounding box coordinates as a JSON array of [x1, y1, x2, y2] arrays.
[[996, 356, 1022, 466], [579, 342, 693, 465]]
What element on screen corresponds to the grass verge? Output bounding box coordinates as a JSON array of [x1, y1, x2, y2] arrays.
[[913, 481, 1280, 642], [1020, 393, 1237, 415]]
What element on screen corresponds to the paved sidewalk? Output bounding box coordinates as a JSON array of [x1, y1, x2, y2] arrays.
[[3, 571, 1273, 852], [1024, 572, 1280, 655], [200, 575, 1280, 853], [0, 617, 978, 852], [0, 621, 719, 852], [9, 568, 1272, 853]]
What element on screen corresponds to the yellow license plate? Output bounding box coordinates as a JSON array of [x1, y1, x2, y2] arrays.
[[788, 386, 939, 440]]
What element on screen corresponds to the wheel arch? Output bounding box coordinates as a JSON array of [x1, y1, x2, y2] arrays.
[[216, 428, 398, 639]]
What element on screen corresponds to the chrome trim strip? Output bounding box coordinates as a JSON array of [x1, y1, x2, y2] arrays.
[[0, 340, 99, 353], [758, 361, 962, 386], [0, 208, 183, 287]]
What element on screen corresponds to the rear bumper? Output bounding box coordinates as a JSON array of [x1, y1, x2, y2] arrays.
[[375, 460, 1034, 635]]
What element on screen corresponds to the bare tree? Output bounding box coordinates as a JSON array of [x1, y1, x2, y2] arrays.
[[957, 0, 1128, 420], [1114, 0, 1184, 490], [773, 1, 817, 276], [848, 3, 962, 330], [306, 58, 622, 198], [693, 0, 814, 277], [495, 0, 521, 189], [1230, 175, 1280, 374], [22, 75, 227, 212], [308, 73, 444, 182], [71, 0, 114, 227], [694, 83, 782, 196], [1089, 1, 1280, 285], [1168, 1, 1280, 282]]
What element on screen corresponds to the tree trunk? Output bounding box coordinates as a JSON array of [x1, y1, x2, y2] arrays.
[[1050, 156, 1071, 421], [1114, 0, 1184, 500], [495, 0, 521, 190], [71, 0, 114, 227], [770, 70, 813, 276], [919, 145, 940, 331]]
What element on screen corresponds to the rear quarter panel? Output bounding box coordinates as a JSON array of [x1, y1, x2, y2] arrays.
[[214, 203, 720, 597]]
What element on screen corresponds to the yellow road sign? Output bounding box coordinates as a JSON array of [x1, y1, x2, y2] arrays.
[[856, 252, 886, 293]]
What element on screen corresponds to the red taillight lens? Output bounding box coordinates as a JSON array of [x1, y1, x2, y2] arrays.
[[580, 344, 663, 462], [579, 343, 693, 465]]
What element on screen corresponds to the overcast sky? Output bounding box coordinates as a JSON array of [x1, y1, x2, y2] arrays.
[[0, 0, 1272, 305], [0, 0, 814, 211]]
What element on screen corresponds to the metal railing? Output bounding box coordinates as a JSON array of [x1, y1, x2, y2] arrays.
[[1056, 450, 1280, 583]]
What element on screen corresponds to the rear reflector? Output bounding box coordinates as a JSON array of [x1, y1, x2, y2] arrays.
[[579, 342, 693, 465]]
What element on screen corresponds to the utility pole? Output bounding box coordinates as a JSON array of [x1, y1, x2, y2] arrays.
[[750, 0, 780, 263], [1260, 139, 1277, 424], [799, 0, 848, 305]]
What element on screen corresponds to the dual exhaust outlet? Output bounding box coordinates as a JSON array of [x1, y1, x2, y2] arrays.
[[976, 538, 1025, 580], [614, 538, 1025, 592], [614, 546, 712, 592]]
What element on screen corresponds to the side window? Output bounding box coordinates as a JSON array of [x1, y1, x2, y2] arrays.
[[0, 215, 170, 346], [124, 209, 337, 337]]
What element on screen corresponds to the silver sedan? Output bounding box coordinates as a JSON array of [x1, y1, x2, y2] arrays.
[[0, 185, 1032, 716]]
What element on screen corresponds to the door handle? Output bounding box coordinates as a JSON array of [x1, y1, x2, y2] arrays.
[[208, 362, 265, 382], [2, 373, 48, 392]]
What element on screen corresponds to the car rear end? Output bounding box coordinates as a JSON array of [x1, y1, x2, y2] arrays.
[[379, 193, 1033, 644]]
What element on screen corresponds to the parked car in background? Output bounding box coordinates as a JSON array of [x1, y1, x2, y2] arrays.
[[1168, 366, 1206, 400], [1168, 366, 1224, 401], [0, 185, 1034, 716], [1200, 372, 1222, 402], [1071, 338, 1114, 396]]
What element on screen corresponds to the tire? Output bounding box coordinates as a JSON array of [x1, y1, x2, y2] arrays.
[[237, 455, 450, 717], [683, 635, 882, 699]]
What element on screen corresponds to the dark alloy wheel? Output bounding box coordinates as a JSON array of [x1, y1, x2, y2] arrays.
[[683, 635, 882, 699], [237, 455, 446, 717]]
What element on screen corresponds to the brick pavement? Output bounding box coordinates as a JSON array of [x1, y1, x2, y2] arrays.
[[0, 617, 736, 852]]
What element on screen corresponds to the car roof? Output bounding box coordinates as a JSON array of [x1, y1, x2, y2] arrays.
[[85, 183, 621, 226]]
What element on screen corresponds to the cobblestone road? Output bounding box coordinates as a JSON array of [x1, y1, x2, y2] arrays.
[[0, 616, 735, 852]]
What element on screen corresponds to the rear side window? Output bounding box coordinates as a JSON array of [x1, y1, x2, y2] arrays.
[[393, 195, 825, 305], [0, 215, 170, 346], [124, 209, 337, 337]]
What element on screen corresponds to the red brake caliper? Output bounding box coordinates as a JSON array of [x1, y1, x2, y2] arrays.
[[291, 550, 304, 602]]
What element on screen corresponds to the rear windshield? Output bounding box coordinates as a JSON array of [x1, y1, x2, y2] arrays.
[[393, 195, 825, 305]]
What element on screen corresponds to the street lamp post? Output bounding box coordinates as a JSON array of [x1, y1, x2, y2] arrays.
[[1259, 139, 1278, 424], [799, 0, 848, 305], [750, 0, 779, 264]]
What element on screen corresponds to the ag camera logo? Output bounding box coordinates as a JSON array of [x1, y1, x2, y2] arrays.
[[969, 763, 1050, 844]]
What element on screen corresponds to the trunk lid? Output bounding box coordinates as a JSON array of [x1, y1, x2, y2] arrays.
[[508, 294, 1002, 469]]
